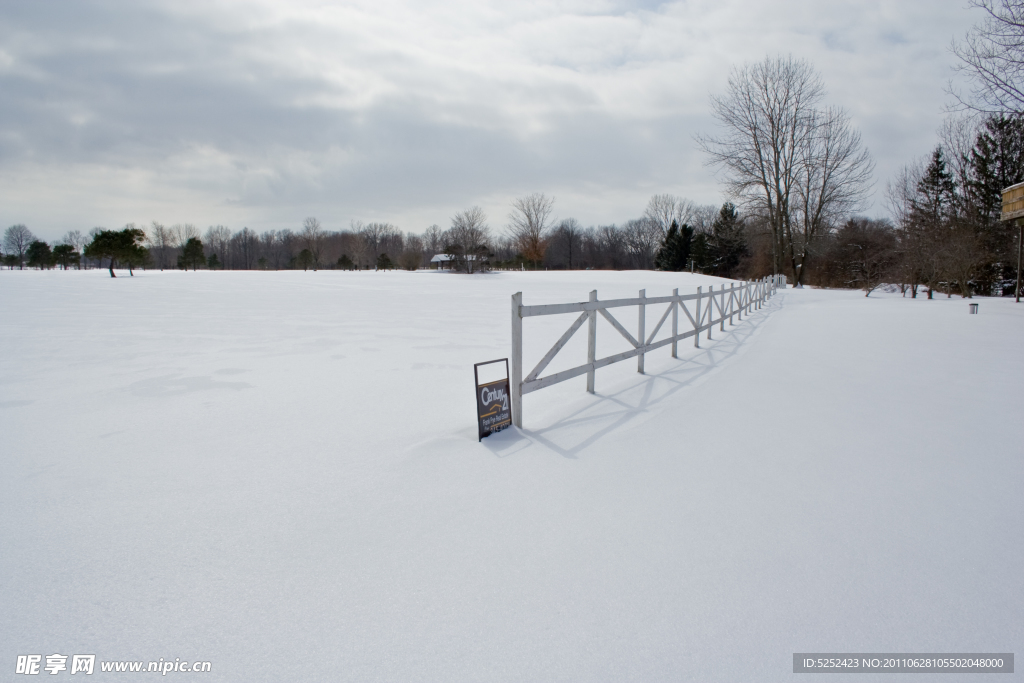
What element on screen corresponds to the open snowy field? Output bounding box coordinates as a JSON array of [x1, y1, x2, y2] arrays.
[[2, 269, 1021, 682]]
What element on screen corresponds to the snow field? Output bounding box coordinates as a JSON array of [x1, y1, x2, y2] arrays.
[[1, 269, 1021, 682]]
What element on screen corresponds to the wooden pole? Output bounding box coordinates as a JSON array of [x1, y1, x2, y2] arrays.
[[511, 291, 523, 428], [671, 288, 678, 358], [587, 290, 597, 392], [637, 289, 646, 374], [1017, 221, 1022, 303], [719, 285, 726, 332], [694, 286, 701, 348]]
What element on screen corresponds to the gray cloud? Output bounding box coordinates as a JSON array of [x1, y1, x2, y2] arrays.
[[0, 0, 974, 239]]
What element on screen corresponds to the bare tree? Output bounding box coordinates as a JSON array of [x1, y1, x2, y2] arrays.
[[232, 227, 259, 270], [643, 195, 696, 235], [358, 222, 400, 263], [550, 218, 584, 269], [400, 233, 425, 271], [203, 226, 231, 268], [423, 224, 444, 255], [302, 217, 326, 270], [60, 230, 86, 268], [147, 222, 174, 269], [595, 225, 628, 269], [789, 106, 874, 284], [622, 217, 663, 269], [508, 193, 554, 267], [951, 0, 1024, 114], [689, 205, 719, 235], [4, 224, 35, 269], [448, 206, 491, 273], [171, 224, 199, 250], [699, 56, 825, 277]]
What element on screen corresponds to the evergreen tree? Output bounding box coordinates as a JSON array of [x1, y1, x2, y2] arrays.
[[690, 232, 711, 272], [376, 252, 393, 270], [914, 147, 957, 223], [26, 240, 52, 269], [337, 254, 354, 270], [966, 114, 1024, 294], [52, 243, 80, 270], [298, 248, 314, 271], [654, 220, 693, 271], [207, 253, 221, 269], [707, 203, 748, 277], [84, 227, 146, 277], [181, 237, 205, 271]]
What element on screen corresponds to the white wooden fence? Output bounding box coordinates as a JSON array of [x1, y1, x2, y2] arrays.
[[510, 275, 785, 427]]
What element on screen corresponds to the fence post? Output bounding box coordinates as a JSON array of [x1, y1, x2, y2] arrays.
[[729, 283, 736, 326], [587, 289, 597, 393], [694, 286, 701, 348], [671, 288, 678, 358], [719, 285, 725, 332], [511, 291, 523, 428], [638, 289, 646, 374]]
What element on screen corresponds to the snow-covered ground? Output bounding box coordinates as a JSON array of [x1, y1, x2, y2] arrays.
[[2, 269, 1021, 682]]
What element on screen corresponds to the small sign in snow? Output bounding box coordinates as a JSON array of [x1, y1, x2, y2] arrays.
[[474, 359, 511, 442]]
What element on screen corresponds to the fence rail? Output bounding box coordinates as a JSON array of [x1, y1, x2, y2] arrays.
[[510, 275, 785, 427]]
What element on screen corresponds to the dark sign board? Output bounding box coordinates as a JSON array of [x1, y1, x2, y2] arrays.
[[474, 358, 512, 441]]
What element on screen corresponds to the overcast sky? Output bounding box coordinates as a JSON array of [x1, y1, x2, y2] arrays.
[[0, 0, 975, 241]]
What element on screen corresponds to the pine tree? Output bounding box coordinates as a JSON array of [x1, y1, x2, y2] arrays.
[[966, 114, 1024, 294], [708, 203, 748, 277], [52, 243, 80, 270], [84, 227, 146, 277], [655, 220, 693, 271], [181, 237, 205, 271], [26, 240, 53, 269]]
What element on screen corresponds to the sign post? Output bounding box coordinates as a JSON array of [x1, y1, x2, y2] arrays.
[[1001, 182, 1024, 303], [474, 358, 512, 441]]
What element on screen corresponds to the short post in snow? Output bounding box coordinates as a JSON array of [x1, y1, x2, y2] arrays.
[[671, 288, 679, 359], [587, 290, 597, 392], [637, 289, 646, 374], [511, 291, 523, 428], [719, 285, 726, 333], [694, 287, 701, 348], [729, 283, 736, 326]]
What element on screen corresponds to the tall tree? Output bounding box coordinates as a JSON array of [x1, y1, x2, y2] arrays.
[[84, 227, 147, 277], [447, 207, 490, 273], [790, 106, 874, 284], [655, 221, 694, 271], [302, 217, 325, 270], [180, 237, 205, 271], [551, 218, 584, 269], [26, 240, 52, 269], [52, 243, 80, 270], [708, 202, 749, 277], [508, 193, 554, 267], [3, 224, 35, 269], [699, 56, 824, 278], [148, 222, 173, 270]]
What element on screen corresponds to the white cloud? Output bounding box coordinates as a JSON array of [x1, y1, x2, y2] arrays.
[[0, 0, 974, 239]]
